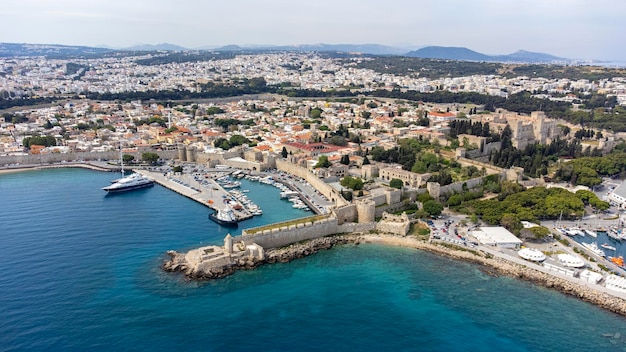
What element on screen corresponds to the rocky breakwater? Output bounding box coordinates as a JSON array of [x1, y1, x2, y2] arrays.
[[162, 235, 361, 281], [264, 235, 358, 264], [162, 249, 253, 280]]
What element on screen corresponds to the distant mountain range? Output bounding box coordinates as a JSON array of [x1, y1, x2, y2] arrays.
[[0, 42, 572, 64], [405, 46, 567, 63]]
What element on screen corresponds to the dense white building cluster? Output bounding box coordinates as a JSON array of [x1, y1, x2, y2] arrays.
[[2, 53, 626, 101]]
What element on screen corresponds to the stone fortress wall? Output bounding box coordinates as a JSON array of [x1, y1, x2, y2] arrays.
[[375, 201, 411, 218], [236, 216, 339, 249], [235, 213, 377, 250], [332, 204, 358, 225], [0, 150, 177, 166], [276, 158, 349, 206]]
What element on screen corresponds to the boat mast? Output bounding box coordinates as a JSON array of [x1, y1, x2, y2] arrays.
[[120, 141, 124, 177]]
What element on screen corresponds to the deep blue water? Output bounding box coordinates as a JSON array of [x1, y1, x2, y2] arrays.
[[2, 168, 626, 352]]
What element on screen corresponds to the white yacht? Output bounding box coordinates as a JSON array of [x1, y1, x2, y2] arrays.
[[601, 243, 617, 251], [102, 173, 154, 193], [584, 229, 597, 238], [280, 191, 299, 199], [581, 242, 605, 257]]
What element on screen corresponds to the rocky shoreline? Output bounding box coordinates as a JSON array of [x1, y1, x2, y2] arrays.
[[162, 233, 626, 317], [362, 234, 626, 318]]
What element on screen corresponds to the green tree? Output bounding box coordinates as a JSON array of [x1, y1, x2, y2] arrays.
[[447, 194, 464, 207], [340, 175, 364, 190], [310, 107, 323, 119], [122, 154, 135, 164], [22, 136, 57, 148], [141, 152, 159, 165], [281, 146, 288, 158], [423, 200, 444, 217], [389, 178, 403, 189], [314, 155, 332, 168], [329, 135, 348, 146], [522, 226, 551, 241], [173, 165, 183, 173], [340, 154, 350, 165], [229, 134, 250, 147], [500, 213, 523, 235], [214, 137, 232, 150], [417, 193, 434, 203], [362, 156, 370, 165], [206, 106, 225, 115]]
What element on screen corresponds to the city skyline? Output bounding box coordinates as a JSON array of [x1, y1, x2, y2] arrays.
[[1, 0, 625, 61]]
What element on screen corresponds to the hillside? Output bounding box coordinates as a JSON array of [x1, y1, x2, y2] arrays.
[[406, 46, 568, 63]]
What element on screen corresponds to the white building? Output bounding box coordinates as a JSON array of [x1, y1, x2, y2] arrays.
[[605, 274, 626, 293], [471, 226, 523, 249], [608, 181, 626, 208]]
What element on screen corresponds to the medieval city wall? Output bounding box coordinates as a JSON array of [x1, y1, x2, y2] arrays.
[[0, 150, 177, 166], [276, 158, 348, 206], [236, 217, 338, 248]]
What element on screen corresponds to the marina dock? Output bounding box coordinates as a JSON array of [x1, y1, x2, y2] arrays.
[[134, 169, 254, 222]]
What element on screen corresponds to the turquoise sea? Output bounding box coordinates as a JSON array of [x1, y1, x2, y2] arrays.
[[1, 168, 626, 352]]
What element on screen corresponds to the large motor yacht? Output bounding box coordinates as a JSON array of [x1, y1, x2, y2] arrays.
[[102, 173, 154, 193]]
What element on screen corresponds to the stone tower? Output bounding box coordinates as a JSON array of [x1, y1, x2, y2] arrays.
[[361, 165, 379, 180], [356, 199, 376, 223], [185, 146, 196, 163], [532, 111, 548, 144], [224, 234, 233, 254], [178, 144, 187, 161], [427, 182, 441, 200]]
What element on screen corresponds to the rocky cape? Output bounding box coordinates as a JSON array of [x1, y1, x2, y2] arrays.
[[162, 235, 359, 280], [162, 233, 626, 317]]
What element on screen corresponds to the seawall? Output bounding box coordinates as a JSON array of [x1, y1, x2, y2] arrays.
[[236, 215, 339, 248]]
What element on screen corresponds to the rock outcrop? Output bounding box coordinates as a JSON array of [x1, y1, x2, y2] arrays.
[[162, 235, 361, 280]]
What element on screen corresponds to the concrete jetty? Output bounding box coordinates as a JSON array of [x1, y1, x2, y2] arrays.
[[135, 169, 253, 221]]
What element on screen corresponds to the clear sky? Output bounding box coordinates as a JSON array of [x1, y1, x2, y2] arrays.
[[1, 0, 624, 60]]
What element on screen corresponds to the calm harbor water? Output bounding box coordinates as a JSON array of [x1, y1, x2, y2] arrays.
[[1, 168, 626, 352]]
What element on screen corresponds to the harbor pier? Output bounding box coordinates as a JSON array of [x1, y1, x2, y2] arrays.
[[134, 169, 253, 222]]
